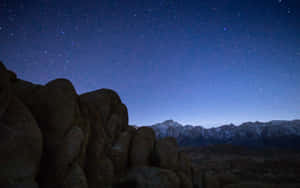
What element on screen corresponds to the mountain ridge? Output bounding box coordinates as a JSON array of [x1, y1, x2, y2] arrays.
[[147, 119, 300, 149]]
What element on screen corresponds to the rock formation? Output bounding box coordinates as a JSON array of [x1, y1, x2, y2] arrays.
[[0, 61, 196, 188], [2, 61, 297, 188]]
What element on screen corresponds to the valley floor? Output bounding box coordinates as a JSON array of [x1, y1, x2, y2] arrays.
[[182, 144, 300, 188]]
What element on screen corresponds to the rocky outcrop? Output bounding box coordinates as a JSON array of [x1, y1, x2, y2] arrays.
[[0, 63, 11, 119], [129, 127, 156, 167], [153, 137, 179, 170], [0, 96, 43, 188], [0, 63, 43, 188], [0, 62, 197, 188]]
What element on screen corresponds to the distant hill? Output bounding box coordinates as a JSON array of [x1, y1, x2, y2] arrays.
[[147, 119, 300, 149]]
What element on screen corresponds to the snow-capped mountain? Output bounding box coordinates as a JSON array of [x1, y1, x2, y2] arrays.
[[148, 119, 300, 149]]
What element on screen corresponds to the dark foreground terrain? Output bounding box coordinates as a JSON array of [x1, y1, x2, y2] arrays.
[[0, 61, 193, 188], [182, 144, 300, 188]]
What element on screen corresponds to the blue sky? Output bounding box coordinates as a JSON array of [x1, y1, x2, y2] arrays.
[[1, 0, 300, 127]]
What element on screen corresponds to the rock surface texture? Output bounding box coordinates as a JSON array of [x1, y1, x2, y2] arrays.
[[0, 62, 197, 188]]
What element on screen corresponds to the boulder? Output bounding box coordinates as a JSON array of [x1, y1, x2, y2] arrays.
[[10, 79, 43, 109], [82, 98, 111, 188], [28, 79, 78, 153], [117, 167, 180, 188], [153, 137, 179, 170], [0, 61, 11, 119], [110, 129, 135, 177], [0, 96, 43, 187], [80, 89, 127, 143], [217, 173, 239, 188], [53, 126, 84, 182], [7, 70, 17, 82], [80, 88, 121, 124], [177, 171, 193, 188], [62, 164, 88, 188], [113, 103, 129, 132], [29, 79, 81, 188], [130, 127, 156, 167], [204, 174, 220, 188], [86, 155, 115, 188], [85, 129, 109, 188], [106, 113, 124, 141], [74, 103, 91, 169]]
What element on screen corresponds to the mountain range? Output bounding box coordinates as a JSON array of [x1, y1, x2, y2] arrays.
[[147, 119, 300, 149]]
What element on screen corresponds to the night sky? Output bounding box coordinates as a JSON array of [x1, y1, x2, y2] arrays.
[[1, 0, 300, 127]]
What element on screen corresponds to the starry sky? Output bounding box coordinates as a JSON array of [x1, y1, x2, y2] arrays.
[[1, 0, 300, 127]]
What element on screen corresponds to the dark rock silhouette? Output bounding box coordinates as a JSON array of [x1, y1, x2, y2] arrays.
[[153, 137, 179, 170], [0, 62, 194, 188], [129, 127, 156, 167]]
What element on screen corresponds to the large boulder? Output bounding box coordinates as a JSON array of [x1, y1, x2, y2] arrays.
[[129, 127, 156, 167], [86, 155, 115, 188], [80, 94, 112, 188], [0, 96, 43, 187], [80, 89, 128, 143], [9, 76, 43, 109], [80, 89, 127, 140], [0, 61, 11, 119], [177, 171, 193, 188], [217, 173, 239, 188], [72, 103, 90, 169], [30, 79, 84, 188], [80, 89, 121, 120], [80, 89, 129, 188], [33, 79, 78, 151], [116, 167, 180, 188], [53, 126, 84, 183], [110, 128, 136, 177], [204, 174, 220, 188], [153, 137, 179, 170], [106, 113, 124, 141], [62, 164, 88, 188]]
